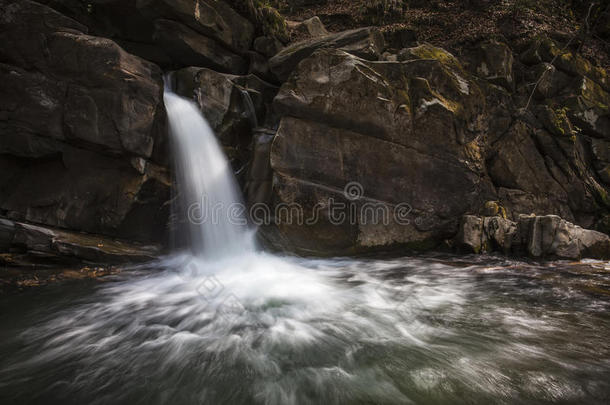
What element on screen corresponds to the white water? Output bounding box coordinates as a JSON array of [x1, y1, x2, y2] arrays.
[[164, 89, 255, 258]]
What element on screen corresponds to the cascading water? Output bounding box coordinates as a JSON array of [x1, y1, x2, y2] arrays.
[[164, 87, 255, 258], [1, 85, 610, 405]]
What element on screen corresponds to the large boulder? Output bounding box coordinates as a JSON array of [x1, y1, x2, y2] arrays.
[[455, 214, 610, 259], [267, 48, 495, 254], [269, 27, 385, 81], [0, 218, 161, 264], [0, 0, 170, 243]]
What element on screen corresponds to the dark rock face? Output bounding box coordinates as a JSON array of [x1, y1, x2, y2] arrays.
[[264, 41, 609, 255], [151, 19, 247, 74], [39, 0, 254, 73], [0, 0, 170, 244], [0, 0, 608, 260], [268, 48, 495, 254]]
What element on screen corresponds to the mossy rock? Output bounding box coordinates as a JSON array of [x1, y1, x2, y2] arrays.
[[481, 201, 508, 219], [402, 43, 464, 72], [535, 105, 573, 138], [259, 6, 289, 43], [232, 0, 289, 43]]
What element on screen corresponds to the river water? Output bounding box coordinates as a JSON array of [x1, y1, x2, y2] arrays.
[[1, 254, 610, 404]]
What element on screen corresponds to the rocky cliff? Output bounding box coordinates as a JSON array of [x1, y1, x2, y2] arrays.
[[0, 0, 609, 263]]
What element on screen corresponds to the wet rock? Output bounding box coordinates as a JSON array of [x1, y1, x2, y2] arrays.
[[246, 129, 276, 206], [455, 215, 516, 254], [520, 215, 610, 259], [174, 67, 278, 148], [1, 219, 161, 264], [269, 27, 385, 81], [456, 214, 609, 259], [455, 215, 485, 253]]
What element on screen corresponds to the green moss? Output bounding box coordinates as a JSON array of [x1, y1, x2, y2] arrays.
[[234, 0, 288, 43], [600, 188, 610, 207], [407, 44, 463, 72]]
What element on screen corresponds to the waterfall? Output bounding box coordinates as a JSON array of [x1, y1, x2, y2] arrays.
[[163, 86, 255, 259]]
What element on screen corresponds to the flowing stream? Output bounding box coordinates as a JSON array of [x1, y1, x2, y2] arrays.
[[1, 90, 610, 404]]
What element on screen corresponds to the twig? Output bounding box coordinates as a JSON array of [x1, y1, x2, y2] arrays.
[[522, 35, 575, 111]]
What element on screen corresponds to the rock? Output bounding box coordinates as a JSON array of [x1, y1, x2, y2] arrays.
[[561, 76, 610, 140], [274, 48, 485, 147], [456, 214, 610, 259], [488, 121, 571, 216], [481, 201, 507, 218], [136, 0, 254, 53], [475, 40, 514, 91], [38, 0, 254, 71], [455, 215, 485, 253], [591, 138, 610, 184], [521, 37, 609, 92], [152, 19, 247, 74], [0, 219, 15, 251], [0, 147, 171, 243], [530, 63, 571, 100], [535, 105, 573, 138], [0, 0, 170, 243], [520, 215, 610, 259], [246, 51, 278, 84], [269, 27, 385, 81], [174, 67, 278, 148], [0, 1, 165, 160], [254, 36, 284, 57], [267, 48, 498, 253], [246, 129, 276, 206], [1, 218, 161, 264], [455, 215, 516, 254], [287, 16, 329, 40]]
